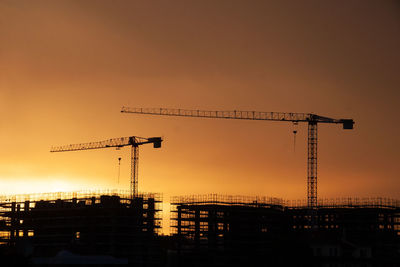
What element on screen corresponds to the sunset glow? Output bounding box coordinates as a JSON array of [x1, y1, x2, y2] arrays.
[[0, 2, 399, 264], [1, 1, 399, 204]]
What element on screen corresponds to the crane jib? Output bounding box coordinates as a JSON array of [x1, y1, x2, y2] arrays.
[[121, 107, 354, 127], [121, 106, 354, 209]]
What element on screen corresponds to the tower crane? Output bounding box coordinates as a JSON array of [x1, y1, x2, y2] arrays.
[[51, 136, 162, 199], [121, 107, 354, 208]]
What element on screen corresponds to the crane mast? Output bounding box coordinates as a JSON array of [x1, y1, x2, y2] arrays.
[[51, 136, 162, 199], [121, 107, 354, 208]]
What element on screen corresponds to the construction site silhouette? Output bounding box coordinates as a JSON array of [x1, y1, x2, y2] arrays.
[[0, 109, 398, 266], [0, 191, 399, 266]]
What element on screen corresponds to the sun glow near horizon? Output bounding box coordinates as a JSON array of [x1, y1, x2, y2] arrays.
[[0, 175, 100, 196]]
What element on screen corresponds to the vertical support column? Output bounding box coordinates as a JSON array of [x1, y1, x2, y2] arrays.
[[131, 144, 139, 199], [16, 204, 20, 239], [23, 201, 29, 237], [176, 205, 182, 265], [307, 121, 318, 209], [10, 202, 16, 242], [147, 198, 155, 234], [208, 209, 217, 248], [177, 206, 182, 236], [195, 209, 200, 248]]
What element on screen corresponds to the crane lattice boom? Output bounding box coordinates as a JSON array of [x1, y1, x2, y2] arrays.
[[50, 136, 160, 152], [121, 107, 354, 127]]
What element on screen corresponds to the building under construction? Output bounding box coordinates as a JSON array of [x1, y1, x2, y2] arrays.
[[171, 195, 400, 266], [0, 190, 162, 265], [0, 191, 399, 266]]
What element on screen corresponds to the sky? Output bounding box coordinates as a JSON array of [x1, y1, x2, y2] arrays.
[[1, 0, 399, 209]]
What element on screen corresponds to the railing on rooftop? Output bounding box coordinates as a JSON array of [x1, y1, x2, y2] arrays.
[[171, 194, 285, 207], [0, 189, 162, 204], [171, 195, 400, 209]]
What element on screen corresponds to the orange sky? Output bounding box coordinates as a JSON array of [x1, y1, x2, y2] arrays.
[[0, 0, 399, 205]]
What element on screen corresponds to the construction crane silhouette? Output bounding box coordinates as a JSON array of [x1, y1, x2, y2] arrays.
[[121, 107, 354, 208], [51, 136, 162, 199]]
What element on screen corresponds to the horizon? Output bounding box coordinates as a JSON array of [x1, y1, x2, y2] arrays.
[[1, 0, 399, 228]]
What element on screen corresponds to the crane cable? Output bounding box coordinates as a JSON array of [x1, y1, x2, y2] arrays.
[[117, 157, 121, 184], [293, 122, 298, 153]]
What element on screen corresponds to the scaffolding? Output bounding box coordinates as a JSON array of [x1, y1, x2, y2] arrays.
[[171, 194, 286, 238], [171, 195, 400, 266], [171, 194, 285, 207], [170, 194, 289, 266], [0, 190, 162, 261], [0, 189, 161, 204], [171, 195, 400, 235], [286, 197, 400, 209]]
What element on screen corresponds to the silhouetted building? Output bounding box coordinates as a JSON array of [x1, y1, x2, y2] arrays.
[[0, 192, 399, 266], [171, 195, 400, 267], [0, 191, 162, 265]]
